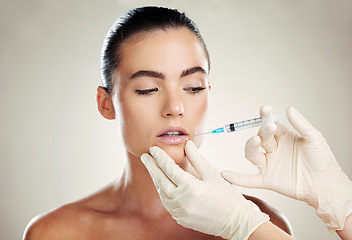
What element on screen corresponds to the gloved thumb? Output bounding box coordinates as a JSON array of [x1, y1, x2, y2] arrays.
[[221, 171, 265, 189], [287, 107, 323, 143]]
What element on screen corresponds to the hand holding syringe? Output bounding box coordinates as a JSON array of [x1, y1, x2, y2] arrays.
[[143, 106, 352, 237], [195, 114, 287, 136]]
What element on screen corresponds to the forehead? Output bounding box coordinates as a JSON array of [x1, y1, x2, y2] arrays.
[[117, 28, 209, 78]]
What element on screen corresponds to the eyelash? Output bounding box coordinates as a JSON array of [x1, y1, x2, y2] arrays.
[[135, 87, 206, 95], [184, 87, 206, 94], [135, 88, 159, 95]]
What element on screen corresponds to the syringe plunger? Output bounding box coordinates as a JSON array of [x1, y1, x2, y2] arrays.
[[204, 114, 286, 135]]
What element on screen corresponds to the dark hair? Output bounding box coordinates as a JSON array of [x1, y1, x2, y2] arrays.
[[100, 6, 210, 93]]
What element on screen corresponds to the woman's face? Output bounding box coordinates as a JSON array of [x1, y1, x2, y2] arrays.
[[112, 28, 210, 165]]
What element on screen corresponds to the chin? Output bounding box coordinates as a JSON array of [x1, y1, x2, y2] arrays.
[[161, 144, 187, 165]]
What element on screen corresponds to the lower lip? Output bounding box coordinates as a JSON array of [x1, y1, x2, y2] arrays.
[[156, 135, 189, 145]]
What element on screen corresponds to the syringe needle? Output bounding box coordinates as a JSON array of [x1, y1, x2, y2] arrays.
[[194, 132, 212, 136], [194, 127, 225, 136]]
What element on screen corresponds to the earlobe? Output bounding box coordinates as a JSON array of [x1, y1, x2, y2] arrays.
[[96, 86, 115, 120]]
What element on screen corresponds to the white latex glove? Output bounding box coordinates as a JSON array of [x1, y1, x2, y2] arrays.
[[141, 140, 269, 240], [222, 106, 352, 232]]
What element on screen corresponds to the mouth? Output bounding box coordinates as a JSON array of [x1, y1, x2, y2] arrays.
[[156, 126, 189, 145]]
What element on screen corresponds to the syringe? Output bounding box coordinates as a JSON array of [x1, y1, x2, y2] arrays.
[[195, 114, 287, 136]]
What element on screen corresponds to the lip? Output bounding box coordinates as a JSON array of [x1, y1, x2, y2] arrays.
[[156, 126, 189, 145]]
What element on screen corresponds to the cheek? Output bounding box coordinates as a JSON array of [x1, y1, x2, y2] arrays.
[[186, 95, 210, 146], [188, 95, 209, 126], [118, 94, 158, 156]]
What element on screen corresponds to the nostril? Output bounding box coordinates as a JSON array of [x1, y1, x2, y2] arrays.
[[164, 112, 183, 117]]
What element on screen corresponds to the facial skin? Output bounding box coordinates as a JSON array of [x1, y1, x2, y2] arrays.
[[98, 28, 210, 167]]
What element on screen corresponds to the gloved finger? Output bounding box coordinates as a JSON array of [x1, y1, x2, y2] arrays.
[[141, 153, 177, 196], [260, 105, 287, 139], [274, 120, 287, 139], [160, 184, 195, 218], [164, 204, 186, 219], [258, 123, 277, 153], [286, 107, 324, 143], [185, 140, 213, 180], [245, 136, 266, 168], [260, 105, 274, 118], [159, 189, 182, 212], [221, 171, 265, 189], [149, 146, 195, 186]]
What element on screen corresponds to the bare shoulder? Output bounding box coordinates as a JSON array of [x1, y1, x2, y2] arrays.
[[23, 203, 86, 240], [244, 194, 293, 236], [23, 184, 117, 240]]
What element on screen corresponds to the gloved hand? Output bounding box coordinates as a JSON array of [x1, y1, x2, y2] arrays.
[[222, 106, 352, 232], [141, 140, 269, 240]]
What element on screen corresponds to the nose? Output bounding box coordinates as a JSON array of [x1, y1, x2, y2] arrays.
[[161, 91, 184, 118]]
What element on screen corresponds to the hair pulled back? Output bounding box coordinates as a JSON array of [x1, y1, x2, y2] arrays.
[[100, 6, 210, 93]]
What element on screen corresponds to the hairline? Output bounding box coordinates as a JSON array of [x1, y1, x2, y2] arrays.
[[118, 26, 210, 69]]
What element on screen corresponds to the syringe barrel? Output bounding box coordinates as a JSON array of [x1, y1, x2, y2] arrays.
[[224, 117, 263, 132]]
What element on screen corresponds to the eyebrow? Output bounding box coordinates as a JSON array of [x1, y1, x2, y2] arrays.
[[180, 66, 207, 78], [130, 70, 165, 80], [129, 66, 207, 80]]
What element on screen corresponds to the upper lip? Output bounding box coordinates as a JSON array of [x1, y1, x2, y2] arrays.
[[157, 126, 189, 137]]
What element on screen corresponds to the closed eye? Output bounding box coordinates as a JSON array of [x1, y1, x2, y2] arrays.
[[184, 87, 206, 94], [135, 88, 159, 95]]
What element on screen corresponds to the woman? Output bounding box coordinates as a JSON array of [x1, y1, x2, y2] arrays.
[[23, 6, 292, 239]]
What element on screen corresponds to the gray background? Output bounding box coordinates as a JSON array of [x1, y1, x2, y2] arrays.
[[1, 0, 351, 239]]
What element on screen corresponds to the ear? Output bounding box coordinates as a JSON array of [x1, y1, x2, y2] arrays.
[[96, 86, 115, 120], [208, 81, 211, 91]]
